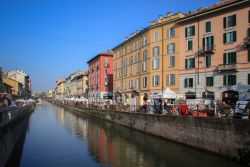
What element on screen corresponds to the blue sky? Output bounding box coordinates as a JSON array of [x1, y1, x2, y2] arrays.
[[0, 0, 219, 92]]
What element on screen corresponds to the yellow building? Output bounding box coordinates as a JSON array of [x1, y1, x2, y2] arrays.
[[3, 75, 22, 97], [56, 78, 65, 96], [112, 12, 184, 105]]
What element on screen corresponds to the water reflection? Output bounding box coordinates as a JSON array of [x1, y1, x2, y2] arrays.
[[52, 104, 244, 167]]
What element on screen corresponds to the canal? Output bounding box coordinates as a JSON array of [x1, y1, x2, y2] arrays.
[[6, 102, 246, 167]]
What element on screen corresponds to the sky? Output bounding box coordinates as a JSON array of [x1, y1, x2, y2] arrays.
[[0, 0, 219, 92]]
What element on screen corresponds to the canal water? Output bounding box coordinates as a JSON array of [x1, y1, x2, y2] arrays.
[[7, 102, 246, 167]]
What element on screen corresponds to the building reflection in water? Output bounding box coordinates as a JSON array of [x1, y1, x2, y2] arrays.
[[53, 105, 244, 167]]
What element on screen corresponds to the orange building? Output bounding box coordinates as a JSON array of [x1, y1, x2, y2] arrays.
[[178, 0, 250, 103]]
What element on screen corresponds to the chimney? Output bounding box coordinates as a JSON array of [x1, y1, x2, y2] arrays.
[[159, 15, 163, 20]]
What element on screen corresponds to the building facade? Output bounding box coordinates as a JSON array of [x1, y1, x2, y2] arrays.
[[178, 0, 250, 103], [3, 75, 22, 97], [70, 71, 89, 97], [56, 78, 65, 96], [87, 51, 113, 100], [112, 13, 184, 105], [7, 70, 31, 98]]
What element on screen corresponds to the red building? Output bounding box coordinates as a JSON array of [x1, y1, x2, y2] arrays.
[[87, 51, 113, 100]]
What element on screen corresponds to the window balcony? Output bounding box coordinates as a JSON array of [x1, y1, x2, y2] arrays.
[[198, 45, 215, 56], [216, 64, 237, 72]]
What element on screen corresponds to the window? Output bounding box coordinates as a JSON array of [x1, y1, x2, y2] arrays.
[[143, 77, 147, 88], [185, 57, 195, 69], [142, 50, 147, 72], [248, 74, 250, 85], [185, 26, 195, 37], [166, 74, 175, 86], [153, 46, 160, 57], [223, 31, 236, 44], [206, 77, 213, 87], [129, 79, 133, 89], [187, 40, 193, 51], [152, 58, 160, 69], [142, 36, 147, 46], [202, 36, 214, 51], [136, 53, 140, 73], [114, 64, 117, 79], [135, 78, 139, 90], [136, 40, 140, 49], [170, 55, 175, 67], [168, 43, 175, 55], [206, 54, 212, 67], [223, 52, 237, 64], [129, 43, 133, 52], [130, 56, 133, 75], [123, 59, 127, 77], [184, 78, 193, 88], [152, 75, 160, 86], [205, 21, 211, 33], [223, 75, 236, 86], [223, 15, 236, 29], [154, 31, 159, 42], [168, 27, 175, 38]]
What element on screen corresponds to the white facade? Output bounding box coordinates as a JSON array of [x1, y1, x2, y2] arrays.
[[180, 69, 250, 100]]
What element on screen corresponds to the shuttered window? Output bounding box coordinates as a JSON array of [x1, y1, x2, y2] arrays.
[[223, 14, 236, 29], [205, 21, 211, 33], [223, 31, 236, 44], [223, 52, 237, 64], [206, 77, 214, 87], [184, 78, 193, 88], [206, 55, 211, 67], [185, 26, 195, 37]]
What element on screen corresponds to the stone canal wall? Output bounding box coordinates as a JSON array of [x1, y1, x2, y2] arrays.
[[0, 106, 34, 167], [53, 101, 250, 165]]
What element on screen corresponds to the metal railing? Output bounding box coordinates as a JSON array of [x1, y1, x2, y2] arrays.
[[216, 64, 237, 72]]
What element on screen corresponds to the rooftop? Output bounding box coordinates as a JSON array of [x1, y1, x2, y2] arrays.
[[87, 51, 113, 64]]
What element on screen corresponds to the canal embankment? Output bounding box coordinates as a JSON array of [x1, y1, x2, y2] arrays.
[[49, 99, 250, 165], [0, 105, 35, 167]]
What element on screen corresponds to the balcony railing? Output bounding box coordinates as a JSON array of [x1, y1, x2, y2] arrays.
[[216, 64, 237, 72], [199, 45, 216, 56]]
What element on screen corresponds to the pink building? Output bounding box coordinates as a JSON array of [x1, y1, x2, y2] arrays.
[[178, 0, 250, 103], [87, 51, 113, 100]]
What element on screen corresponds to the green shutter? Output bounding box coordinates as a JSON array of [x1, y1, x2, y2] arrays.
[[233, 52, 237, 63], [211, 36, 214, 50], [192, 26, 195, 36], [232, 15, 236, 27], [190, 79, 193, 87], [232, 75, 236, 85], [206, 55, 211, 67], [206, 22, 211, 32], [233, 31, 237, 42], [202, 37, 205, 51], [223, 53, 227, 64], [185, 59, 188, 69], [223, 17, 227, 29], [185, 28, 187, 38], [248, 49, 250, 62], [184, 79, 187, 88], [223, 33, 226, 44], [223, 76, 227, 86]]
